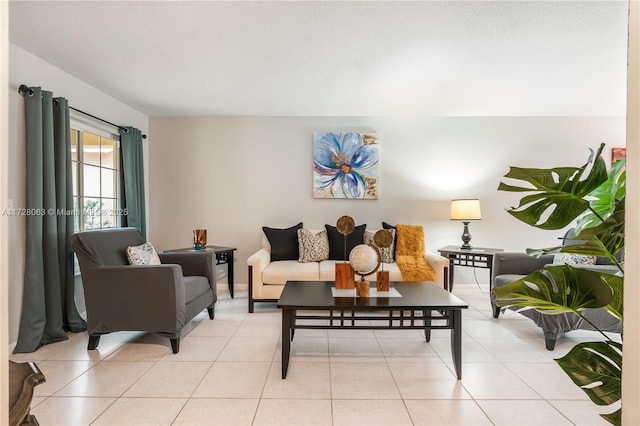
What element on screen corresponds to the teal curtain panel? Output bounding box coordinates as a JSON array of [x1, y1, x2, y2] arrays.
[[15, 87, 87, 353], [119, 127, 147, 240]]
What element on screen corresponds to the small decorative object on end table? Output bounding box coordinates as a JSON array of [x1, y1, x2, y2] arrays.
[[193, 229, 207, 250], [164, 245, 238, 298], [335, 215, 356, 289], [450, 199, 482, 249], [437, 245, 503, 292]]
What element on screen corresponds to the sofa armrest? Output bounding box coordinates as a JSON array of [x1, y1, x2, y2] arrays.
[[159, 251, 216, 289], [493, 252, 554, 279], [425, 251, 448, 288], [247, 248, 271, 298]]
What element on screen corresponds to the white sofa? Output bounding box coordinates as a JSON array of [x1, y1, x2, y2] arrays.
[[246, 229, 449, 312]]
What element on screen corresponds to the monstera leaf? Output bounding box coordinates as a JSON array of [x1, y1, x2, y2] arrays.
[[576, 158, 626, 232], [556, 341, 622, 422], [493, 264, 614, 314], [526, 203, 625, 268], [498, 144, 608, 230]]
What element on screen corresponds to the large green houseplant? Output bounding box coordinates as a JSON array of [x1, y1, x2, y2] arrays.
[[493, 143, 625, 425]]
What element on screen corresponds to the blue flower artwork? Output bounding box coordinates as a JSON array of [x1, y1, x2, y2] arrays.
[[313, 132, 379, 199]]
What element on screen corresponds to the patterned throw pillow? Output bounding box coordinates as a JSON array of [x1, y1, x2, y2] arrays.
[[126, 242, 161, 265], [364, 229, 396, 263], [552, 253, 597, 266], [297, 229, 330, 262]]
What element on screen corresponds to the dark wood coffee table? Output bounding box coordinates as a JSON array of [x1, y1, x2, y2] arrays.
[[277, 280, 469, 379]]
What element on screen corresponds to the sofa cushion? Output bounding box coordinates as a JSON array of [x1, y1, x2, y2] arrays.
[[263, 260, 319, 285], [319, 260, 404, 281], [364, 228, 395, 263], [262, 222, 303, 261], [298, 229, 330, 262], [325, 223, 366, 260]]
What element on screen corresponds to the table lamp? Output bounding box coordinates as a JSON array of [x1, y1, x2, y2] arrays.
[[450, 199, 481, 249]]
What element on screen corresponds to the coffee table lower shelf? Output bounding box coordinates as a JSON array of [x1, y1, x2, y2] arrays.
[[277, 281, 468, 380]]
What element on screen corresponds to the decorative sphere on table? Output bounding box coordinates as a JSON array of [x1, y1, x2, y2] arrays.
[[349, 244, 381, 280]]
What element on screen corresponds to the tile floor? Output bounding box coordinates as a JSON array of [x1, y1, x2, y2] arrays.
[[10, 283, 621, 425]]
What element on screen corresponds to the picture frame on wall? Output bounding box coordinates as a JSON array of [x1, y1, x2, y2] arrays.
[[313, 132, 380, 199]]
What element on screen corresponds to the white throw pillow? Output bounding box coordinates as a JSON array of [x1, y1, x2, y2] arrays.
[[126, 242, 161, 265], [297, 229, 330, 262], [552, 252, 597, 266]]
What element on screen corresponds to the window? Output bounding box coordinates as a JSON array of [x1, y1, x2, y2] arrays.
[[71, 128, 121, 232]]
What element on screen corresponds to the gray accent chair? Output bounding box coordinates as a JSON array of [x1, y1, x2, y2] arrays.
[[491, 230, 622, 350], [72, 227, 217, 353]]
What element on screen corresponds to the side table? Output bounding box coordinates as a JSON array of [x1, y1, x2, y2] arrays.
[[437, 246, 504, 292], [164, 245, 237, 298]]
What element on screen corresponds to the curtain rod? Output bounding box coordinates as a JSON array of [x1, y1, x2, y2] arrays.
[[18, 85, 147, 139]]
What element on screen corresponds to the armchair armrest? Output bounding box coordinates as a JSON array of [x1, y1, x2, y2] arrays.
[[493, 252, 554, 278], [247, 248, 271, 298], [81, 264, 187, 335], [159, 251, 216, 288]]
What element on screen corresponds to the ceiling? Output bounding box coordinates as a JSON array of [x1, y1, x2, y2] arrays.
[[9, 1, 630, 117]]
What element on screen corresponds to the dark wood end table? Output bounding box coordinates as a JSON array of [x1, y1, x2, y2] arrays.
[[437, 245, 504, 292], [164, 245, 237, 298]]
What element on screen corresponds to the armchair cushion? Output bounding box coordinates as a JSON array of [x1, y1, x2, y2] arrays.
[[262, 222, 303, 261], [126, 242, 161, 265]]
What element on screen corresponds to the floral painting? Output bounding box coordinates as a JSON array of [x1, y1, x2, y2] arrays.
[[313, 132, 379, 199]]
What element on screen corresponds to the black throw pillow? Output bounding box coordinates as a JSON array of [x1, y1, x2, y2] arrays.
[[325, 223, 366, 260], [263, 222, 303, 261], [382, 221, 398, 259]]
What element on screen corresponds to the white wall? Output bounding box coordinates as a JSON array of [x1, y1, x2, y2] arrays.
[[149, 116, 626, 288], [7, 44, 149, 347]]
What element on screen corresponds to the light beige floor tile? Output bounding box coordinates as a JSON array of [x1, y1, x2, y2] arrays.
[[263, 362, 331, 398], [191, 361, 270, 398], [459, 363, 541, 399], [377, 337, 441, 362], [479, 337, 555, 363], [388, 362, 471, 399], [462, 318, 521, 339], [29, 396, 115, 426], [123, 361, 211, 398], [253, 399, 332, 426], [30, 396, 46, 408], [274, 337, 330, 363], [329, 363, 400, 399], [429, 336, 499, 363], [217, 336, 278, 361], [549, 400, 619, 425], [507, 362, 588, 400], [159, 336, 230, 361], [187, 318, 242, 336], [172, 398, 259, 425], [104, 341, 170, 362], [477, 399, 572, 425], [54, 361, 154, 397], [404, 399, 492, 425], [33, 360, 93, 396], [332, 399, 412, 425], [235, 318, 282, 336], [91, 397, 187, 425], [328, 337, 384, 362]]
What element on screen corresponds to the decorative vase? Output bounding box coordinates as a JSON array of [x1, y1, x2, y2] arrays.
[[193, 229, 207, 250]]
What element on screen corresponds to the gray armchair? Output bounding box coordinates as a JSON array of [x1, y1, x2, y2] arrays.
[[491, 230, 622, 350], [72, 227, 217, 353]]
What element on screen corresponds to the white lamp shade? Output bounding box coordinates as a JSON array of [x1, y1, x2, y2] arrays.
[[450, 199, 482, 220]]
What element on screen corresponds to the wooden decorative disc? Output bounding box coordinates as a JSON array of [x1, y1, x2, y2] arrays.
[[336, 215, 355, 235], [373, 229, 393, 248]]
